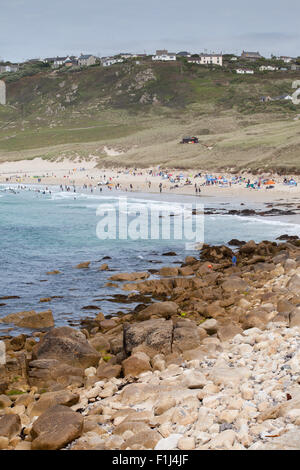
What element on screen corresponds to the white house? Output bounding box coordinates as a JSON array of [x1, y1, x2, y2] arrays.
[[199, 54, 223, 66], [0, 64, 19, 73], [188, 54, 223, 66], [259, 65, 278, 71], [53, 56, 71, 68], [152, 50, 176, 61], [276, 56, 293, 63], [102, 58, 124, 67], [236, 69, 254, 74], [119, 53, 133, 59]]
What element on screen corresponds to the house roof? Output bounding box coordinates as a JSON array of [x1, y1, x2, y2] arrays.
[[199, 53, 222, 57], [79, 55, 94, 60], [156, 50, 168, 55], [242, 51, 261, 57]]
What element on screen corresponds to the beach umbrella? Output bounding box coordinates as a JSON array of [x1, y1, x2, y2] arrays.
[[264, 180, 275, 185]]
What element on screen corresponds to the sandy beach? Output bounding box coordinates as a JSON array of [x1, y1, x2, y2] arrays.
[[1, 157, 300, 205]]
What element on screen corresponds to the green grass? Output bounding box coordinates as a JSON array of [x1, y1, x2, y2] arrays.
[[0, 122, 142, 151], [0, 61, 300, 171]]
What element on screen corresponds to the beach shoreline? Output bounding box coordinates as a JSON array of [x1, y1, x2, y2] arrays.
[[1, 157, 300, 205]]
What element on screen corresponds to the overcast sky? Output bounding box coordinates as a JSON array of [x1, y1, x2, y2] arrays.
[[1, 0, 300, 62]]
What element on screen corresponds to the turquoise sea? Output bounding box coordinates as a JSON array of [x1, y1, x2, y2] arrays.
[[1, 184, 299, 336]]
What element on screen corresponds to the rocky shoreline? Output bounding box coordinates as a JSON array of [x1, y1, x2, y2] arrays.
[[2, 238, 300, 450]]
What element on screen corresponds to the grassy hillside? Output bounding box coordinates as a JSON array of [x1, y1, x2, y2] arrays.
[[0, 60, 300, 172]]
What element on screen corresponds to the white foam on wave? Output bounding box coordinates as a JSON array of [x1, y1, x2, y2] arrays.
[[207, 213, 300, 234]]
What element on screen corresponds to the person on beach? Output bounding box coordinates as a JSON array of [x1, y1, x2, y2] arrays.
[[232, 255, 237, 266], [159, 183, 162, 193]]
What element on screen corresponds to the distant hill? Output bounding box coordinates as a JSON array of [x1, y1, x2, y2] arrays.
[[0, 60, 300, 172]]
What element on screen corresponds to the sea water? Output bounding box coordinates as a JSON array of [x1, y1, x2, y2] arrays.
[[0, 185, 299, 335]]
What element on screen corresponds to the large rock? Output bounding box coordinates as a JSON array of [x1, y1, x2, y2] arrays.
[[136, 301, 179, 321], [121, 429, 160, 450], [290, 309, 300, 328], [0, 310, 54, 329], [28, 358, 85, 388], [89, 333, 110, 352], [258, 390, 300, 422], [277, 299, 295, 315], [284, 258, 297, 272], [182, 369, 207, 389], [32, 327, 100, 368], [0, 395, 12, 409], [96, 363, 121, 380], [124, 319, 173, 357], [155, 434, 182, 450], [201, 319, 218, 335], [209, 365, 251, 386], [28, 390, 79, 417], [222, 277, 249, 293], [75, 262, 90, 269], [217, 324, 243, 342], [172, 323, 201, 353], [287, 274, 300, 293], [154, 397, 176, 415], [249, 430, 300, 450], [179, 266, 194, 276], [159, 267, 179, 277], [242, 309, 273, 330], [121, 383, 160, 405], [122, 352, 151, 377], [239, 240, 257, 255], [31, 405, 83, 450], [0, 414, 21, 439]]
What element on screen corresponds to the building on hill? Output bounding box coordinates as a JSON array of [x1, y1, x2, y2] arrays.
[[0, 64, 19, 73], [241, 51, 262, 61], [78, 55, 97, 67], [64, 58, 79, 68], [291, 64, 300, 71], [236, 68, 254, 74], [275, 56, 293, 63], [52, 57, 69, 68], [187, 53, 223, 66], [119, 53, 134, 59], [43, 57, 56, 63], [152, 50, 176, 61], [259, 65, 278, 71], [102, 57, 124, 67]]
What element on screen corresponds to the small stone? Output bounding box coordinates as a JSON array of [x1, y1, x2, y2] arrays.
[[177, 437, 195, 450], [154, 397, 176, 416], [0, 395, 12, 409], [0, 414, 21, 440], [155, 434, 182, 450]]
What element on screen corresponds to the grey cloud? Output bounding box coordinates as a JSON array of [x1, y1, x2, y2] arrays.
[[1, 0, 300, 61]]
